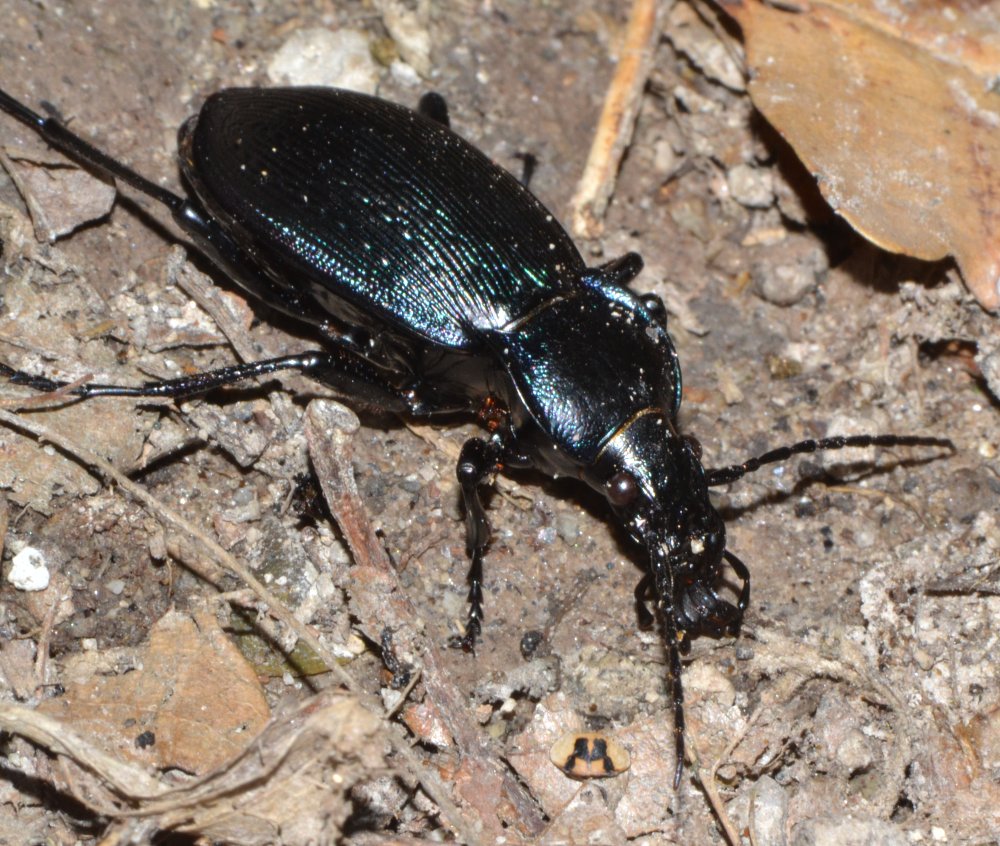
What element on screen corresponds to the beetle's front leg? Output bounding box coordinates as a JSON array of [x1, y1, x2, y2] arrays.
[[450, 432, 512, 652], [634, 573, 655, 629]]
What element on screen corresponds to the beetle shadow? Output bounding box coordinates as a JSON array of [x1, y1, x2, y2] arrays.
[[751, 112, 954, 299], [507, 450, 946, 562], [499, 466, 654, 594]]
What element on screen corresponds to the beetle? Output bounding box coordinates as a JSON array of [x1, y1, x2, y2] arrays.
[[550, 731, 631, 779], [0, 84, 951, 787]]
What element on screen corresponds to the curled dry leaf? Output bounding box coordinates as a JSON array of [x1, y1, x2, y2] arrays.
[[154, 690, 390, 844], [720, 0, 1000, 310], [2, 689, 389, 845]]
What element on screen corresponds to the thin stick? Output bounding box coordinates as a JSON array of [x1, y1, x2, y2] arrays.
[[307, 400, 542, 841], [687, 732, 742, 845], [569, 0, 663, 239]]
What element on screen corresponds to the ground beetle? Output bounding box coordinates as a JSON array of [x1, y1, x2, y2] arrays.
[[0, 85, 951, 787]]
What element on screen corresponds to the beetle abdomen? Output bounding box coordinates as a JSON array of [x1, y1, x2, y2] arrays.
[[181, 87, 586, 349]]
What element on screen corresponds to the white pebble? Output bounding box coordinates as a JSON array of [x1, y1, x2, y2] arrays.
[[8, 547, 50, 591], [267, 28, 381, 93]]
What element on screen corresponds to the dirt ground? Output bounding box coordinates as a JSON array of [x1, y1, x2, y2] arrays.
[[0, 1, 997, 844]]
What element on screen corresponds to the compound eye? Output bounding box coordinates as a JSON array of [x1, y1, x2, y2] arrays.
[[606, 471, 639, 508]]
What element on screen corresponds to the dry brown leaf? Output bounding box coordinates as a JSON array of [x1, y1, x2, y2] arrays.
[[39, 608, 269, 773], [158, 690, 388, 844], [721, 0, 1000, 310], [823, 0, 1000, 77], [1, 689, 389, 845]]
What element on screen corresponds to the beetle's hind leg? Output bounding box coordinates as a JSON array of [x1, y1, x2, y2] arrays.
[[449, 424, 532, 653], [415, 92, 537, 187], [0, 348, 430, 415], [0, 87, 185, 214]]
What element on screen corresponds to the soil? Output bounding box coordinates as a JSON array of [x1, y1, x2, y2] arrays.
[[0, 1, 996, 844]]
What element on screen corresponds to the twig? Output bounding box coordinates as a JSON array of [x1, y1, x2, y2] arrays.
[[307, 399, 545, 843], [0, 703, 165, 797], [32, 586, 61, 696], [0, 372, 96, 409], [569, 0, 664, 239], [686, 733, 742, 845], [387, 668, 423, 719], [165, 247, 258, 363], [165, 247, 305, 430]]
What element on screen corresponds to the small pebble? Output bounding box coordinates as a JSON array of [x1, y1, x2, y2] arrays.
[[8, 547, 50, 592], [536, 526, 557, 545], [836, 729, 875, 775], [757, 261, 816, 306], [749, 776, 788, 846], [555, 510, 582, 544], [728, 163, 774, 209], [267, 28, 381, 93]]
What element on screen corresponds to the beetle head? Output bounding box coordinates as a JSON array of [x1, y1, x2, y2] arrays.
[[587, 410, 747, 638]]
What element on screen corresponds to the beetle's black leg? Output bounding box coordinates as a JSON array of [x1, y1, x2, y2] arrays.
[[0, 349, 429, 415], [724, 550, 751, 615], [0, 88, 338, 329], [0, 87, 185, 213], [454, 547, 486, 653], [417, 92, 449, 127], [706, 434, 954, 486], [594, 252, 644, 289], [634, 573, 655, 629], [682, 551, 751, 638], [648, 545, 687, 789], [450, 434, 509, 652], [667, 611, 686, 790], [512, 152, 537, 188]]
